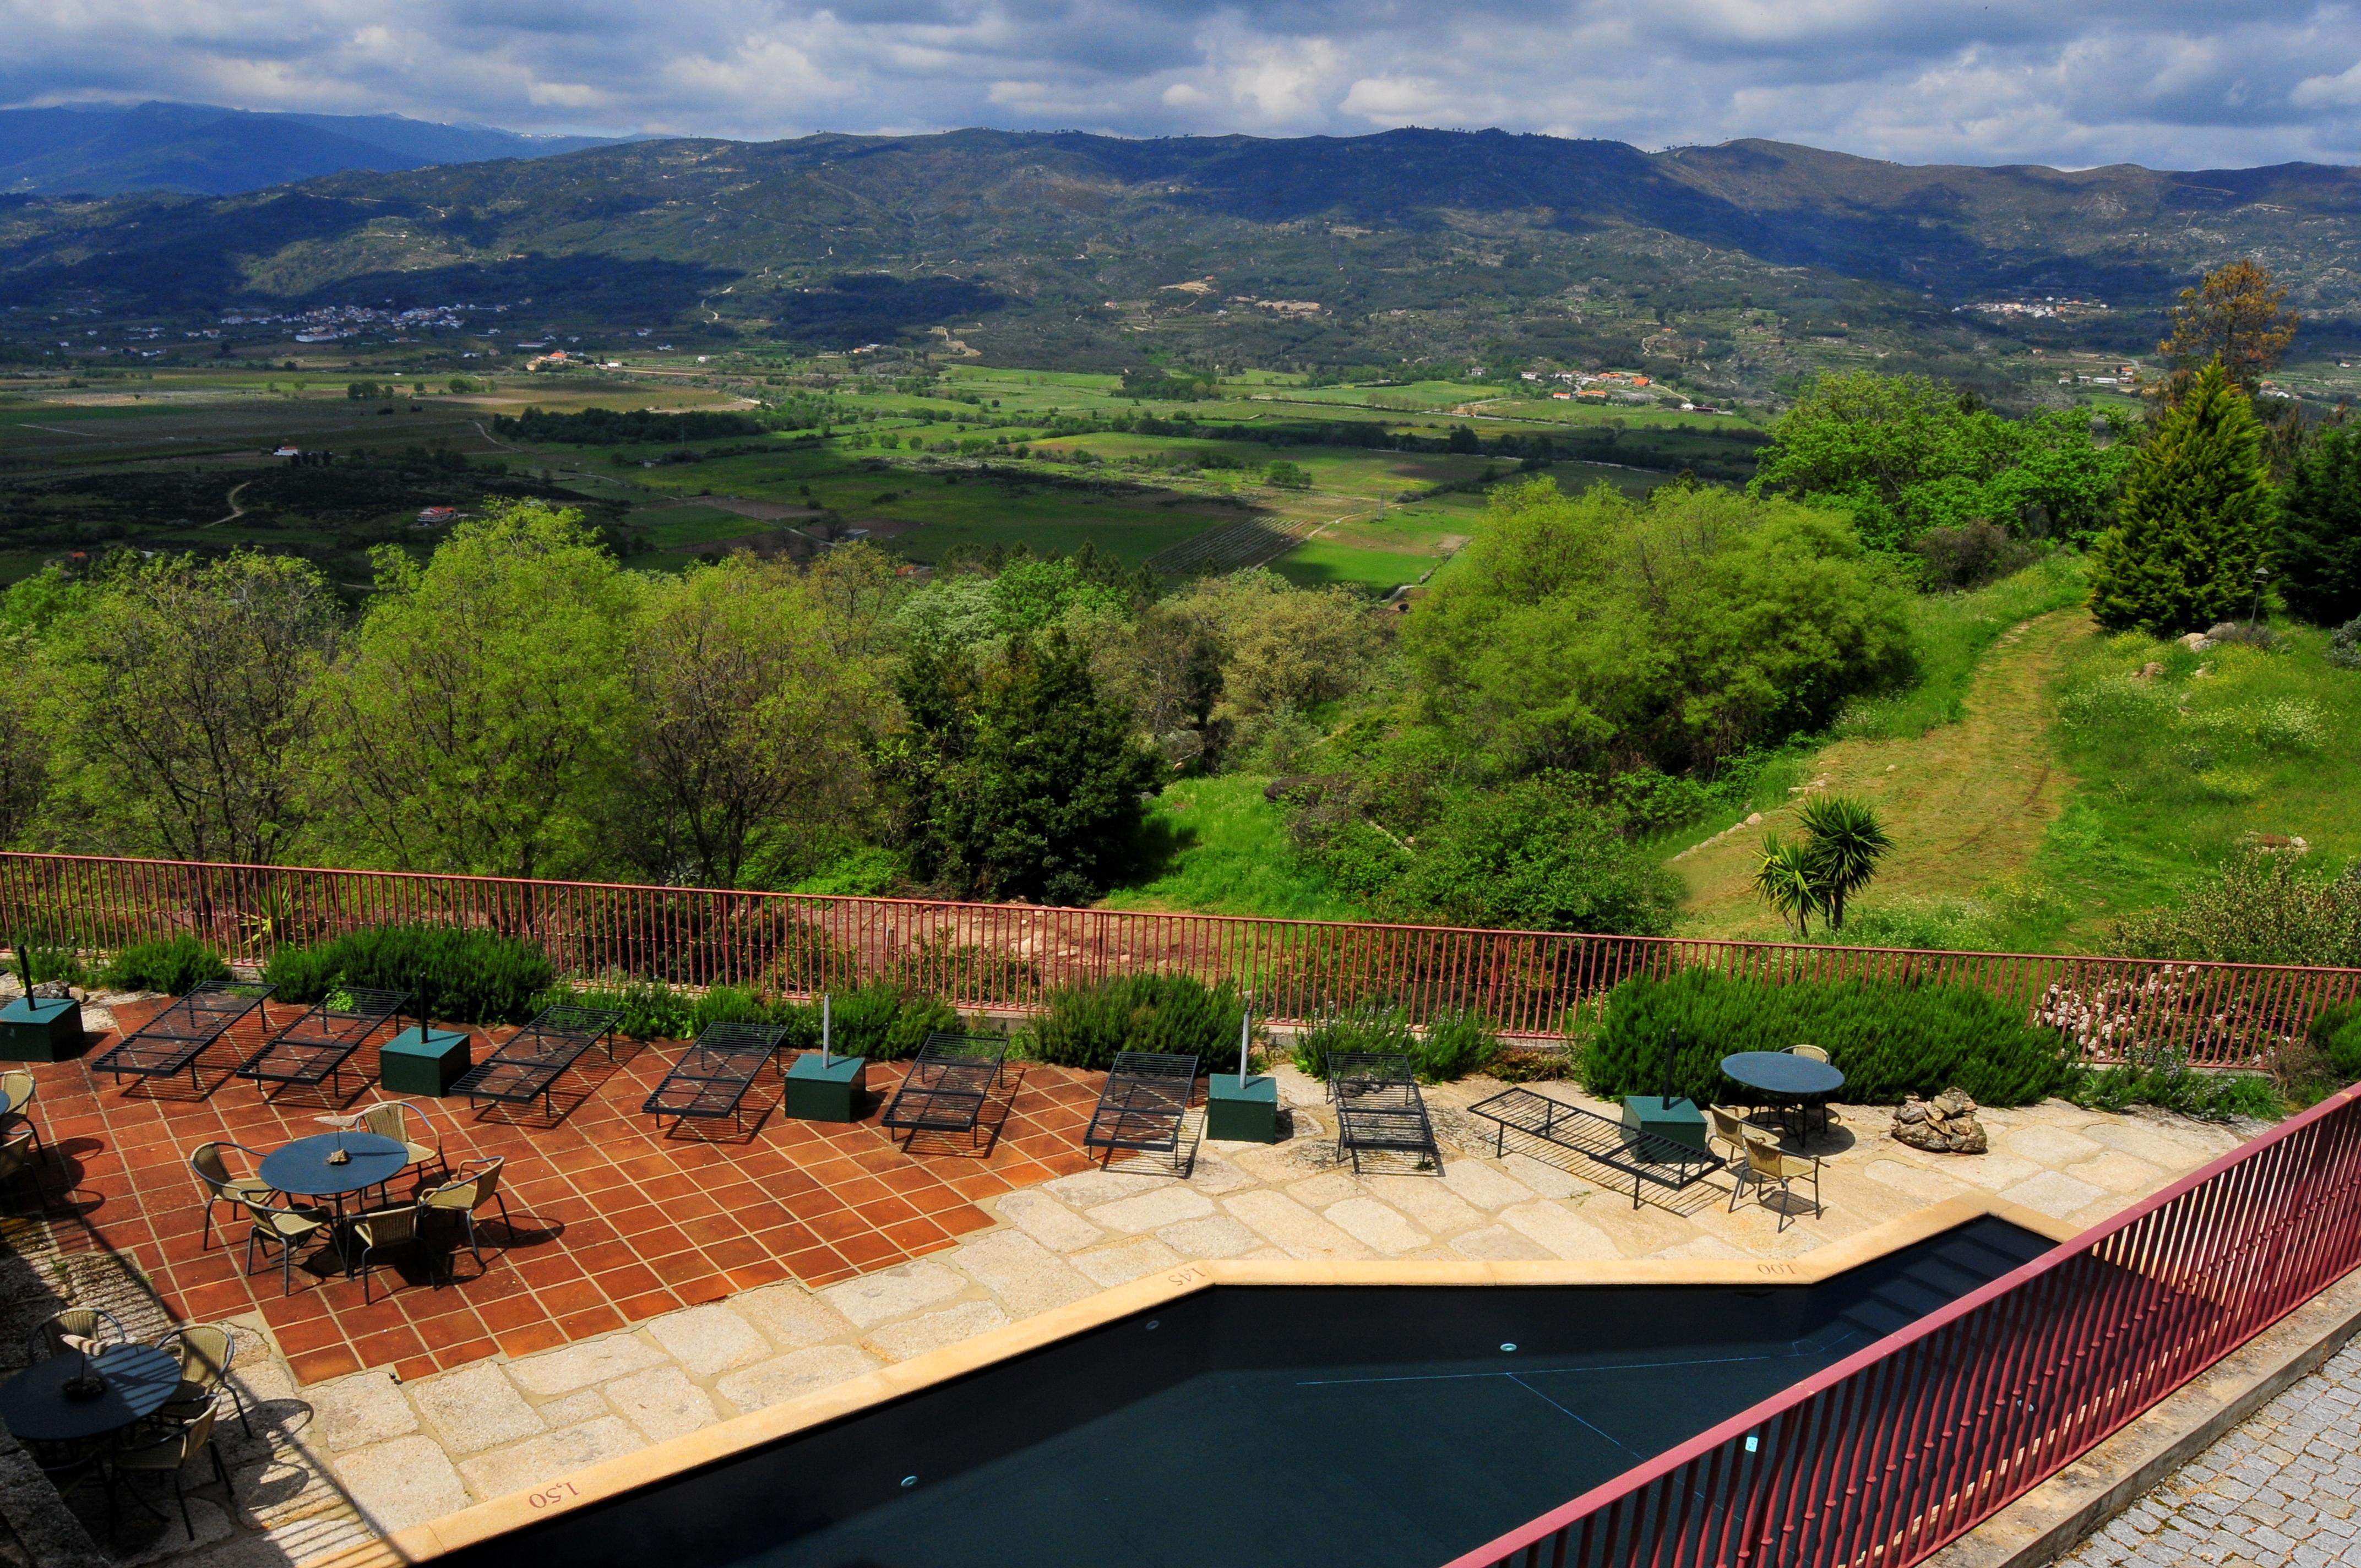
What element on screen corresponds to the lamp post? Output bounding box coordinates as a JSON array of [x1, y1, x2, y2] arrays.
[[2252, 565, 2271, 629]]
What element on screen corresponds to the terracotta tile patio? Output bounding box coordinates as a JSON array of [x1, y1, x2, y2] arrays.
[[16, 998, 1107, 1387]]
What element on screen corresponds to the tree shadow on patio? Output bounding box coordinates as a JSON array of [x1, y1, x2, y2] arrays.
[[1, 1146, 369, 1566]]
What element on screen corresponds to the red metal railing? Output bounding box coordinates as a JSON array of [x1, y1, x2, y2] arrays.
[[1445, 1081, 2361, 1568], [4, 851, 2357, 1065]]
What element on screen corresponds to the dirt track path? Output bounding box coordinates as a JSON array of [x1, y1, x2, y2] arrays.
[[1673, 609, 2083, 938], [201, 478, 252, 527]]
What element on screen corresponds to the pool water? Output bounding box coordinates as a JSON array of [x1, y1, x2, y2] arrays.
[[445, 1218, 2051, 1568]]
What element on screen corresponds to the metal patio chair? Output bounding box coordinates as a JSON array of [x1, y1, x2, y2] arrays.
[[0, 1127, 46, 1213], [422, 1157, 512, 1276], [29, 1306, 128, 1362], [348, 1201, 432, 1304], [240, 1194, 331, 1297], [1782, 1044, 1835, 1136], [113, 1404, 233, 1542], [1740, 1136, 1824, 1231], [0, 1068, 41, 1158], [190, 1141, 276, 1250], [156, 1324, 253, 1438]]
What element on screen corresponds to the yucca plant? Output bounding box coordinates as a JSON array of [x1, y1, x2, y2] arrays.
[[1797, 793, 1894, 932], [1751, 832, 1823, 937]]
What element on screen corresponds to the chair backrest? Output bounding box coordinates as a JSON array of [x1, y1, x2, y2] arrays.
[[0, 1068, 32, 1116], [0, 1128, 32, 1178], [30, 1307, 127, 1361], [425, 1155, 504, 1213], [1787, 1044, 1831, 1063], [1743, 1138, 1809, 1179], [1707, 1106, 1748, 1145], [161, 1324, 235, 1391], [190, 1142, 237, 1195], [178, 1403, 216, 1455], [357, 1102, 409, 1142], [238, 1193, 302, 1231], [355, 1203, 424, 1249]]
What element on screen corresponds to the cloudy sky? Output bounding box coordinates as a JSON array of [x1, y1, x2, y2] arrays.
[[6, 0, 2361, 170]]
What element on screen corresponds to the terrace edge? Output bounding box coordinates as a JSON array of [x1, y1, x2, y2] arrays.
[[292, 1193, 2078, 1568]]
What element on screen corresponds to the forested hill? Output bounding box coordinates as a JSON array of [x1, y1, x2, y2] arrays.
[[9, 127, 2361, 373]]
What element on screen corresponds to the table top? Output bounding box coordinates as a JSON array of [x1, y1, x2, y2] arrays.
[[260, 1131, 410, 1199], [1721, 1051, 1846, 1097], [0, 1345, 181, 1443]]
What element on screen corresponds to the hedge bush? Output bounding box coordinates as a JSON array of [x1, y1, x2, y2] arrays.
[[104, 935, 230, 995], [1026, 974, 1244, 1072], [2311, 1000, 2361, 1084], [262, 925, 554, 1026], [1291, 1003, 1502, 1084], [1581, 970, 2072, 1107], [823, 982, 961, 1062]]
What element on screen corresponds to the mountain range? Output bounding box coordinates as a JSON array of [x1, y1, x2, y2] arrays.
[[5, 127, 2360, 390], [0, 101, 630, 196]]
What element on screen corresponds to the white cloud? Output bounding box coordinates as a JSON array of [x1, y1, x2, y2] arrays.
[[0, 0, 2354, 167]]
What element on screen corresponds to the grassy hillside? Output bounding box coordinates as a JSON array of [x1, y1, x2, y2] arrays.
[[1675, 559, 2361, 955], [1114, 554, 2361, 958], [2028, 621, 2361, 950], [1105, 775, 1372, 922]]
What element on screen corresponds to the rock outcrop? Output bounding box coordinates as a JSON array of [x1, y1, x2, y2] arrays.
[[1893, 1087, 1988, 1154]]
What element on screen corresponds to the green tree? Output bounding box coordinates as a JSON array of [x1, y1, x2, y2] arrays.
[[2090, 359, 2276, 634], [896, 628, 1159, 905], [1406, 478, 1913, 779], [1750, 371, 2129, 549], [1795, 792, 1892, 931], [308, 500, 639, 879], [2276, 424, 2361, 626], [628, 557, 878, 889], [1394, 780, 1681, 934], [37, 551, 340, 863]]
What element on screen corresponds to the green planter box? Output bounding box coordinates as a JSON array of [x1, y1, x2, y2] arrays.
[[380, 1026, 473, 1097], [0, 997, 84, 1063], [785, 1054, 867, 1121], [1620, 1094, 1707, 1155], [1206, 1074, 1279, 1144]]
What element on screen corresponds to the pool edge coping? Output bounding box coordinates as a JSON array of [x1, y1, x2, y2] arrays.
[[300, 1191, 2081, 1567]]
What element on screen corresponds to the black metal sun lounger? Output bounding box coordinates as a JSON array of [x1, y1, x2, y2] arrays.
[[234, 987, 411, 1100], [1468, 1087, 1725, 1209], [450, 1005, 622, 1118], [882, 1032, 1009, 1147], [93, 980, 277, 1092], [643, 1021, 787, 1133], [1330, 1051, 1441, 1174], [1083, 1051, 1199, 1167]]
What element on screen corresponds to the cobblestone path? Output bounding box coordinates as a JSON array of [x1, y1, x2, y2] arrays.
[[2060, 1338, 2361, 1568]]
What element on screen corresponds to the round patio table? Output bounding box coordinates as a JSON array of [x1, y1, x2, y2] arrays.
[[259, 1131, 409, 1210], [0, 1344, 181, 1444], [1721, 1052, 1845, 1144]]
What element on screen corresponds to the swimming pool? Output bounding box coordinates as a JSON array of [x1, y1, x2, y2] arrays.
[[439, 1217, 2052, 1568]]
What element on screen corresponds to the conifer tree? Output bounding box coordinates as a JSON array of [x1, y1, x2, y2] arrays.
[[2276, 424, 2361, 626], [2090, 358, 2275, 634]]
